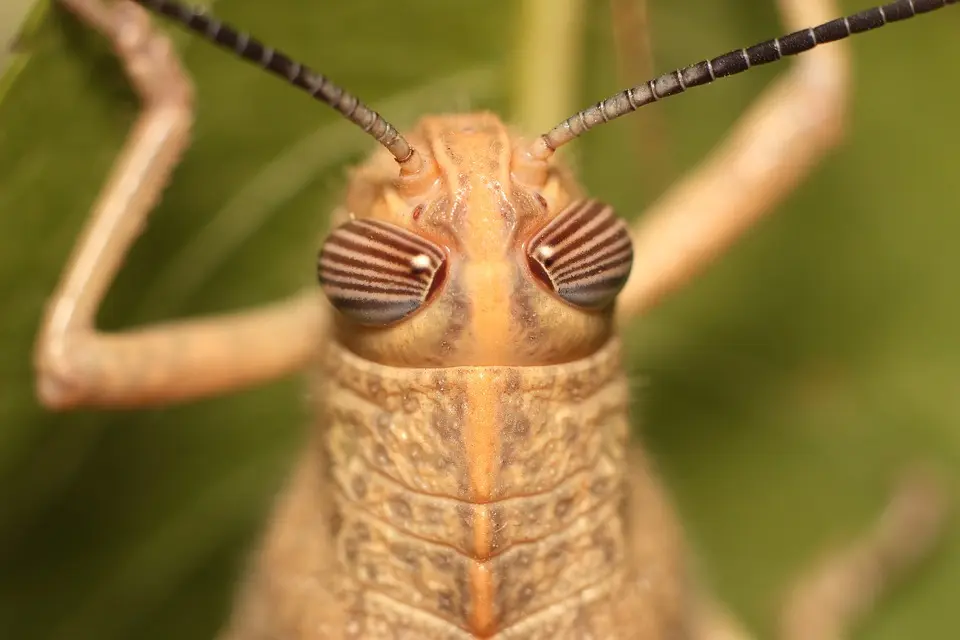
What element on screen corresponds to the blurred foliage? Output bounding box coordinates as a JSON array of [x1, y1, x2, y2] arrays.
[[1, 0, 959, 638], [0, 0, 39, 83]]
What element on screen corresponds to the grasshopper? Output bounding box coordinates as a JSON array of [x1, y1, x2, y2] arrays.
[[34, 0, 955, 638]]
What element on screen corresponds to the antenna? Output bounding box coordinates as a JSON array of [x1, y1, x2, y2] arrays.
[[530, 0, 956, 159], [132, 0, 424, 174]]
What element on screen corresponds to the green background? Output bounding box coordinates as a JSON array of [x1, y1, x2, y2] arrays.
[[2, 1, 959, 638]]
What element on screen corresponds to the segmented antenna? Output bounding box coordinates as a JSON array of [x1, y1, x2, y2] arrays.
[[133, 0, 419, 168], [535, 0, 957, 156]]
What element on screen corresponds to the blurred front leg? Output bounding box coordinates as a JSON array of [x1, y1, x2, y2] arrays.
[[36, 0, 330, 410], [693, 601, 754, 640]]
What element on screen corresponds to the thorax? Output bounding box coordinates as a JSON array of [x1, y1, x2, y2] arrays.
[[318, 336, 632, 636]]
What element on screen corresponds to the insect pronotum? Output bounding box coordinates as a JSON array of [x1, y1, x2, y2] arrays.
[[35, 0, 955, 638]]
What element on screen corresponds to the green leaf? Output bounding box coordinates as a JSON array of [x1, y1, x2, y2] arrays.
[[1, 1, 959, 639]]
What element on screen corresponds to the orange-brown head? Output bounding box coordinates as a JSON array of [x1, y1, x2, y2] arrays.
[[318, 113, 633, 368]]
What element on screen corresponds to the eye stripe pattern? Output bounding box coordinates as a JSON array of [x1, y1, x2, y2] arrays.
[[526, 199, 633, 309], [318, 219, 447, 326]]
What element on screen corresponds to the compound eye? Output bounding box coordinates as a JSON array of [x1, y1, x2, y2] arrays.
[[318, 219, 447, 326], [525, 199, 633, 310]]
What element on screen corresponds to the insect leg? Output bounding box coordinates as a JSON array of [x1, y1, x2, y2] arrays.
[[691, 469, 946, 640], [777, 468, 947, 640], [615, 0, 849, 322], [692, 600, 755, 640], [36, 0, 331, 410]]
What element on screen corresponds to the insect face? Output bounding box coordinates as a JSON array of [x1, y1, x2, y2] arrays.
[[318, 113, 632, 369]]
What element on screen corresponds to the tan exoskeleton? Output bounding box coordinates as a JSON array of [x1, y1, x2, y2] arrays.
[[35, 0, 955, 638]]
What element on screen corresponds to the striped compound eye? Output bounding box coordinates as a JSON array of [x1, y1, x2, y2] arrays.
[[525, 199, 633, 310], [318, 219, 448, 326]]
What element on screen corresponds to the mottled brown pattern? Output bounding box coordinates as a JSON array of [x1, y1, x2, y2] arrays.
[[220, 115, 693, 639], [285, 337, 689, 637], [495, 373, 629, 498]]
